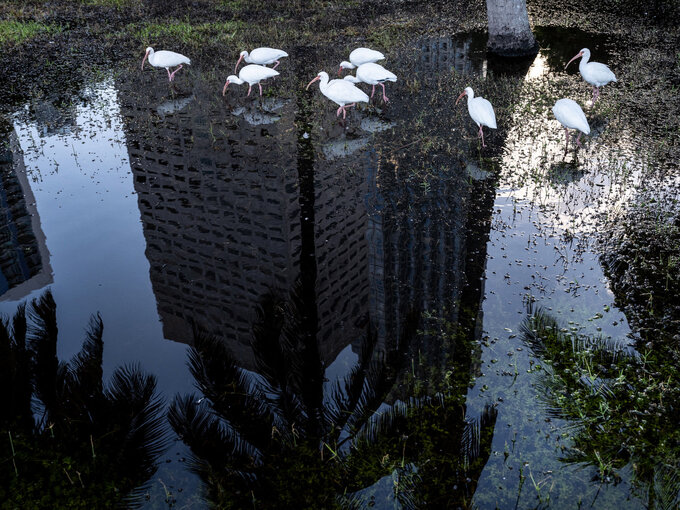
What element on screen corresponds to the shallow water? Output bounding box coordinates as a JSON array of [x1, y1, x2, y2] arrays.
[[1, 26, 678, 509]]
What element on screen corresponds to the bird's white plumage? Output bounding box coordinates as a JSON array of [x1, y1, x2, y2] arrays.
[[145, 48, 191, 69], [348, 47, 385, 67], [232, 64, 279, 85], [313, 71, 369, 106], [573, 48, 616, 87], [462, 87, 497, 129], [224, 64, 279, 95], [239, 47, 288, 66], [354, 63, 397, 85], [552, 98, 590, 134]]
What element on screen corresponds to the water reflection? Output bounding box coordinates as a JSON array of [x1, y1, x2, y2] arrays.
[[170, 281, 498, 508], [0, 290, 167, 507], [417, 31, 488, 76], [0, 19, 667, 509], [0, 124, 52, 301], [522, 308, 680, 509]]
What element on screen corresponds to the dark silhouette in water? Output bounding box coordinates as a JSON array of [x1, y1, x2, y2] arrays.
[[0, 290, 167, 508], [169, 281, 497, 508]]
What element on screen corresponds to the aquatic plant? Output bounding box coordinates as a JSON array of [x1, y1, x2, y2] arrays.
[[600, 196, 680, 344], [0, 290, 167, 508], [521, 307, 680, 508]]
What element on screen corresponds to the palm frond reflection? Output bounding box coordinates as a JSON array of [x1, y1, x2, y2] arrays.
[[171, 282, 497, 508]]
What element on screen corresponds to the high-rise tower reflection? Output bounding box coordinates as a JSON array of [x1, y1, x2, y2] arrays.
[[0, 123, 52, 301]]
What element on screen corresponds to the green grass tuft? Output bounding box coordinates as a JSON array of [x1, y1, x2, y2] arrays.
[[0, 20, 61, 46], [82, 0, 133, 8], [133, 20, 245, 47]]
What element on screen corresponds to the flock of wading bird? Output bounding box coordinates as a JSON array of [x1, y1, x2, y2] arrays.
[[141, 44, 617, 154]]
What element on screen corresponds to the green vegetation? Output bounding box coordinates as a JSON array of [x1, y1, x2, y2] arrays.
[[132, 20, 245, 47], [82, 0, 132, 8], [0, 20, 60, 46], [522, 308, 680, 508], [600, 196, 680, 342]]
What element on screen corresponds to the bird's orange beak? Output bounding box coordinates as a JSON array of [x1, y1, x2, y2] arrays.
[[234, 54, 244, 74], [222, 80, 230, 96], [455, 90, 466, 105], [141, 49, 149, 70], [565, 51, 583, 69], [306, 75, 320, 90]]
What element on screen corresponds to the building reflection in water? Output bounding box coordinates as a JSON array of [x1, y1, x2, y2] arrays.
[[117, 73, 372, 368], [417, 31, 488, 76], [0, 124, 52, 301], [116, 33, 498, 374]]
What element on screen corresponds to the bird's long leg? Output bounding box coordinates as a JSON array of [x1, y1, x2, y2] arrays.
[[247, 85, 252, 96], [563, 127, 570, 158], [259, 83, 263, 96], [337, 106, 343, 117], [273, 60, 280, 69], [592, 86, 598, 104], [381, 83, 389, 103], [342, 103, 357, 120], [167, 68, 172, 81], [594, 87, 600, 103], [371, 85, 375, 99], [169, 65, 184, 81], [576, 132, 582, 147], [479, 125, 486, 148]]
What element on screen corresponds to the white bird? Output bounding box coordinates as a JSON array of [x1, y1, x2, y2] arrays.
[[566, 48, 617, 104], [306, 71, 369, 119], [456, 87, 497, 148], [342, 62, 397, 103], [338, 47, 385, 74], [223, 64, 279, 97], [142, 47, 190, 82], [235, 47, 288, 73], [552, 98, 590, 155]]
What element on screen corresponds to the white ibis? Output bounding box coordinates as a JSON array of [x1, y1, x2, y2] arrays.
[[456, 87, 497, 148], [235, 47, 288, 73], [223, 64, 279, 97], [566, 48, 617, 104], [306, 71, 369, 119], [342, 62, 397, 102], [552, 98, 590, 155], [142, 47, 190, 82], [338, 47, 385, 75]]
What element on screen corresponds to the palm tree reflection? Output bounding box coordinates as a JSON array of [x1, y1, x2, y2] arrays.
[[0, 290, 167, 507], [521, 308, 680, 508], [170, 282, 497, 508]]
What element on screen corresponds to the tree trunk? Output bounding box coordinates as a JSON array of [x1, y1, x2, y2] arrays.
[[486, 0, 538, 56]]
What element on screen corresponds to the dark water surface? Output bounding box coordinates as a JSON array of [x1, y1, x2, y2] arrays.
[[1, 27, 678, 508]]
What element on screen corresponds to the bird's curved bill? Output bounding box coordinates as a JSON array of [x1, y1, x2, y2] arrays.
[[565, 51, 582, 69], [222, 80, 230, 95], [306, 76, 320, 90], [455, 90, 466, 105], [234, 55, 244, 74], [337, 66, 343, 76], [141, 50, 150, 70]]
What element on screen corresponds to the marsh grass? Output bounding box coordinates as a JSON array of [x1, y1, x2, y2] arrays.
[[81, 0, 132, 8], [0, 20, 61, 45], [132, 20, 245, 47], [521, 308, 680, 507]]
